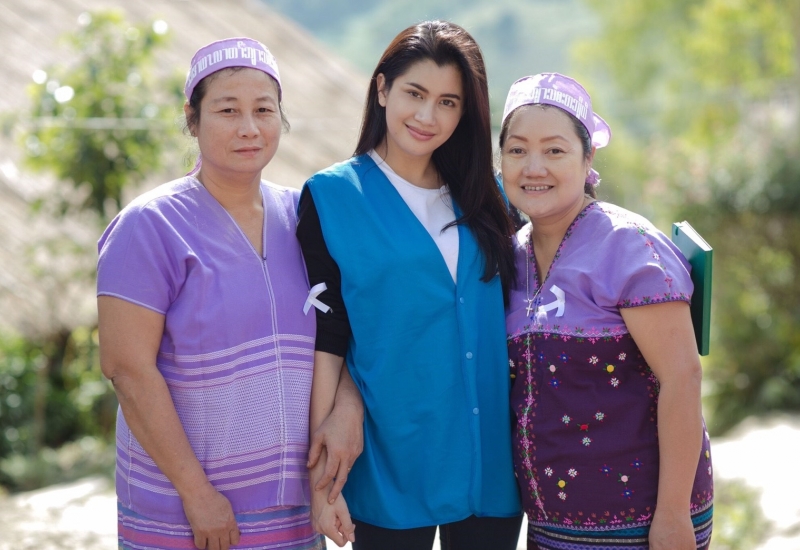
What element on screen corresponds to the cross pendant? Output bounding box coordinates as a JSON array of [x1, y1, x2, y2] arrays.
[[525, 297, 535, 316]]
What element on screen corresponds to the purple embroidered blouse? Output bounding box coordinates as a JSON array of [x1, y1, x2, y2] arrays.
[[97, 177, 316, 523], [506, 202, 713, 531]]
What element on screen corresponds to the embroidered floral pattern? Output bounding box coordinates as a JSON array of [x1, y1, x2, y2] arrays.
[[510, 330, 548, 519], [507, 203, 713, 536], [588, 204, 695, 311], [508, 323, 629, 341], [618, 292, 689, 308], [510, 330, 714, 529]]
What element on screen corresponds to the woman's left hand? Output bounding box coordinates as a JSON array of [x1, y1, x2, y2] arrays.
[[648, 507, 696, 549], [620, 301, 702, 550]]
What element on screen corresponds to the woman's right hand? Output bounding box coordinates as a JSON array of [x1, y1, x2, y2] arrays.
[[311, 485, 356, 547], [182, 483, 240, 550]]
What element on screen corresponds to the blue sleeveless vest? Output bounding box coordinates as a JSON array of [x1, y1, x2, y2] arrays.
[[305, 155, 520, 528]]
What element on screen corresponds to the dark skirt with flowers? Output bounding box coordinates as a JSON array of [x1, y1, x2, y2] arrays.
[[509, 331, 713, 550]]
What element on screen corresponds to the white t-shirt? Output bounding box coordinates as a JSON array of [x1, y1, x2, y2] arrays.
[[369, 150, 459, 282]]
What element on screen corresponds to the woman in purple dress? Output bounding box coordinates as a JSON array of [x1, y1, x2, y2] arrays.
[[500, 73, 713, 549], [97, 38, 360, 550]]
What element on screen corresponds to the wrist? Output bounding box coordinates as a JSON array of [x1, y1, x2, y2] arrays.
[[332, 399, 364, 419], [175, 473, 215, 502], [654, 498, 690, 516]]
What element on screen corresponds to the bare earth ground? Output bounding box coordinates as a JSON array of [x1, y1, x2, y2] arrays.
[[2, 415, 799, 550]]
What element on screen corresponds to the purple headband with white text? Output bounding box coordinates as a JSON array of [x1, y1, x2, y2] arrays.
[[184, 38, 282, 177], [184, 37, 281, 101], [502, 73, 611, 186]]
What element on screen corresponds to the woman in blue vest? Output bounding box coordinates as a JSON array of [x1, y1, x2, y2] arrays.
[[297, 20, 522, 550]]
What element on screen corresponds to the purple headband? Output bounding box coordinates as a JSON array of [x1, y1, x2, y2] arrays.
[[502, 73, 611, 149], [184, 37, 282, 101], [184, 38, 281, 176]]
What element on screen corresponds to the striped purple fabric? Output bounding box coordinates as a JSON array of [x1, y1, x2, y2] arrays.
[[118, 502, 325, 549], [98, 177, 316, 524]]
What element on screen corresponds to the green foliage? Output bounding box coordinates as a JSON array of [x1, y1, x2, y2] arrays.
[[0, 335, 42, 459], [578, 0, 797, 144], [673, 142, 800, 434], [0, 329, 117, 490], [577, 0, 800, 434], [23, 9, 183, 222], [0, 330, 117, 454], [0, 437, 115, 492], [710, 478, 770, 549]]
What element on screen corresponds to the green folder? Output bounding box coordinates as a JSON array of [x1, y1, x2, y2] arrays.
[[671, 221, 713, 356]]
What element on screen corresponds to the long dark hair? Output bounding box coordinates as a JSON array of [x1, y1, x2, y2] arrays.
[[355, 20, 516, 300]]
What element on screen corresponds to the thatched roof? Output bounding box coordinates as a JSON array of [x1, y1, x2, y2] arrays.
[[0, 0, 368, 337]]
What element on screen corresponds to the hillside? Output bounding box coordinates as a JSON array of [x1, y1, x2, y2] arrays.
[[261, 0, 598, 123]]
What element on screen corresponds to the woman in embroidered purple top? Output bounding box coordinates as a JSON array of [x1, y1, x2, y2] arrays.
[[500, 73, 713, 550], [97, 38, 360, 550]]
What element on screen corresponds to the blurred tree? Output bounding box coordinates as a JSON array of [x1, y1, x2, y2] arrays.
[[23, 9, 182, 221], [577, 0, 800, 434], [710, 478, 770, 550], [1, 10, 182, 472]]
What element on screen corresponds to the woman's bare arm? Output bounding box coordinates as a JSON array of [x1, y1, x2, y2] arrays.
[[98, 296, 239, 550], [308, 351, 356, 545], [620, 301, 702, 550], [308, 365, 364, 499]]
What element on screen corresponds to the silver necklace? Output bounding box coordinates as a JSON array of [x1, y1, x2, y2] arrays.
[[524, 196, 594, 321], [524, 229, 544, 320]]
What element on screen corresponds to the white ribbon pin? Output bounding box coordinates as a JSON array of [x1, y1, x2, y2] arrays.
[[303, 282, 331, 315], [537, 285, 566, 317]]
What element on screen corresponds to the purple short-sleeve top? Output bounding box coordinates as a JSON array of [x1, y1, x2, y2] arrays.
[[97, 176, 316, 523], [506, 202, 713, 535]]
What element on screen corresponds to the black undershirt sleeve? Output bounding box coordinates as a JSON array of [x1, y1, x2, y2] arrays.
[[296, 187, 351, 357]]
